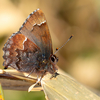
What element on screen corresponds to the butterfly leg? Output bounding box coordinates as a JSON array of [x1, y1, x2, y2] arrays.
[[28, 70, 46, 92], [50, 72, 59, 79], [4, 67, 8, 69], [28, 76, 42, 92], [26, 67, 35, 77]]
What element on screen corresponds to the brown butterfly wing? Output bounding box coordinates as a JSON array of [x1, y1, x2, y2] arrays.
[[3, 9, 53, 73], [3, 33, 40, 72], [19, 9, 53, 57]]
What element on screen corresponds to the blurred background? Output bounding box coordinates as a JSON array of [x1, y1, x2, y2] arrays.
[[0, 0, 100, 100]]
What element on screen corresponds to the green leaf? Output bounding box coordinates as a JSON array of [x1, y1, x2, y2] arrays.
[[41, 73, 100, 100], [0, 84, 4, 100]]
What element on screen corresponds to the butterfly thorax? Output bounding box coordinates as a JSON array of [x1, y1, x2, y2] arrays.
[[36, 54, 58, 74]]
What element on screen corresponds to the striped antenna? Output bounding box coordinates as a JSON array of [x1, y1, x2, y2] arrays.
[[54, 35, 73, 54]]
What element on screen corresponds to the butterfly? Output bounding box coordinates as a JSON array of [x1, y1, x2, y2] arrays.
[[3, 9, 58, 79]]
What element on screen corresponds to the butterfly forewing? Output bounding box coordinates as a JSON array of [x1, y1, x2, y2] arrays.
[[19, 9, 53, 56]]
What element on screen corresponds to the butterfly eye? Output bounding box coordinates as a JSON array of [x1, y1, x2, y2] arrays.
[[51, 56, 55, 62], [51, 55, 58, 63]]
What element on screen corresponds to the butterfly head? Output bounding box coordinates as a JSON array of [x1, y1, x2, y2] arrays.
[[43, 54, 58, 74]]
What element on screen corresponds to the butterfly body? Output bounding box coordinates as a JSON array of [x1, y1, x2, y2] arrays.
[[3, 9, 58, 76]]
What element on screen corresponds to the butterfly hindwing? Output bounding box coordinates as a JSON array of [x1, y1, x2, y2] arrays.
[[3, 32, 41, 72]]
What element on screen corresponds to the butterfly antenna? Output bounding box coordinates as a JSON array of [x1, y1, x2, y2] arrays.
[[54, 35, 73, 54]]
